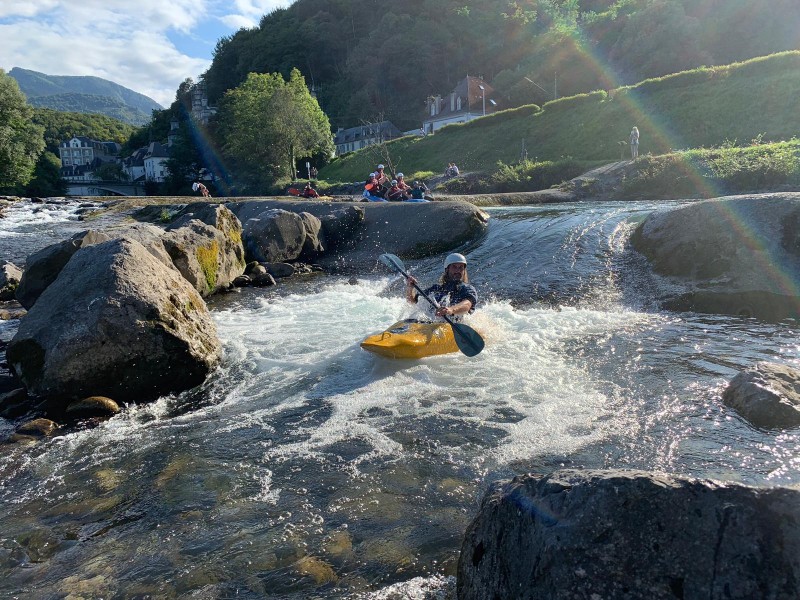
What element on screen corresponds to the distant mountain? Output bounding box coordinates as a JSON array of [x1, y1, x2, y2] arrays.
[[9, 67, 163, 126]]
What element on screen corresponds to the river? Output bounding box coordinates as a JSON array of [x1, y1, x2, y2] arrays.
[[0, 198, 798, 598]]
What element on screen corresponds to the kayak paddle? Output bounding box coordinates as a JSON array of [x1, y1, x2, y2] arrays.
[[379, 253, 485, 357]]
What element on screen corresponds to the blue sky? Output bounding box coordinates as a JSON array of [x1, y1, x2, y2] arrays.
[[0, 0, 293, 107]]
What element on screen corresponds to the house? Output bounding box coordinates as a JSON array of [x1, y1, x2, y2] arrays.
[[58, 136, 120, 168], [60, 158, 103, 182], [333, 121, 402, 156], [143, 142, 170, 182], [422, 76, 498, 134], [122, 147, 148, 182]]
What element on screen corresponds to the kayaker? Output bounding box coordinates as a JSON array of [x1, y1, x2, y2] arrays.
[[303, 181, 319, 198], [405, 253, 477, 320]]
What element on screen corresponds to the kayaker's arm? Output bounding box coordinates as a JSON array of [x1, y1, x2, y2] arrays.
[[435, 299, 473, 317], [406, 276, 418, 303]]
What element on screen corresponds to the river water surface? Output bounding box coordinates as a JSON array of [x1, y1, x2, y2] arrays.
[[0, 199, 798, 598]]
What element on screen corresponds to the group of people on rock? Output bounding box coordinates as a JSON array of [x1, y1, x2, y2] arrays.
[[363, 164, 431, 202], [444, 162, 460, 177]]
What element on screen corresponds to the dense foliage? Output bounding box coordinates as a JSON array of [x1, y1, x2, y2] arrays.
[[0, 70, 45, 192], [216, 69, 334, 193], [32, 108, 136, 154], [202, 0, 800, 131]]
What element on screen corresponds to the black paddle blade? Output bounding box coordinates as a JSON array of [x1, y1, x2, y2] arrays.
[[379, 253, 405, 274], [451, 321, 485, 357]]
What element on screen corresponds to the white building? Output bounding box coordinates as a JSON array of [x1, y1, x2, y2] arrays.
[[58, 136, 120, 167], [422, 76, 497, 134], [143, 142, 170, 182]]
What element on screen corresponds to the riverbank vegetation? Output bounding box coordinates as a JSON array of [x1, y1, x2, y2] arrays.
[[619, 138, 800, 199], [319, 51, 800, 198]]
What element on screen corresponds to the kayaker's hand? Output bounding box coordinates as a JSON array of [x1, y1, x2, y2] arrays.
[[407, 276, 417, 287], [435, 306, 452, 317]]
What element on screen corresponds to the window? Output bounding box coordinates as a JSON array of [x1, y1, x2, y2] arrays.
[[457, 97, 462, 110]]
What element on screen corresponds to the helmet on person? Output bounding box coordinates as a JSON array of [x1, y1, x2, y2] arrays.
[[444, 253, 467, 269], [397, 172, 404, 178], [391, 179, 398, 185], [369, 172, 376, 178], [377, 164, 385, 169]]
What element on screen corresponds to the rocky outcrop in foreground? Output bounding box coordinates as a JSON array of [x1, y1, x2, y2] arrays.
[[630, 193, 800, 321], [7, 238, 221, 405], [723, 362, 800, 429], [459, 469, 800, 600]]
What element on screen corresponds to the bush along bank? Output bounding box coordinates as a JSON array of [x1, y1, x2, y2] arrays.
[[620, 138, 800, 199]]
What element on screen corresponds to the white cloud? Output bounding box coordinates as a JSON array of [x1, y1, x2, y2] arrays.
[[0, 0, 293, 109]]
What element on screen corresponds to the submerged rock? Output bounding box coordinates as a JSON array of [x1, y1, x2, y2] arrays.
[[723, 362, 800, 429], [458, 469, 800, 599], [0, 260, 22, 300]]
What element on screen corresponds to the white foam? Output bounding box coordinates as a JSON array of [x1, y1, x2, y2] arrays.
[[210, 278, 664, 469]]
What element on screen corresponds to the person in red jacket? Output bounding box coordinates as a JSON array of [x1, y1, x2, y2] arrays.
[[303, 182, 320, 198], [395, 172, 411, 199]]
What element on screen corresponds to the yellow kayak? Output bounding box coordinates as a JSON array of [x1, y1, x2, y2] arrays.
[[360, 319, 459, 359]]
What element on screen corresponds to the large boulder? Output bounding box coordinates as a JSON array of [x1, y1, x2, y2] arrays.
[[459, 469, 800, 600], [723, 362, 800, 429], [227, 199, 488, 270], [0, 260, 22, 300], [630, 193, 800, 321], [6, 238, 221, 405], [16, 230, 112, 309], [242, 209, 307, 263], [163, 219, 246, 296]]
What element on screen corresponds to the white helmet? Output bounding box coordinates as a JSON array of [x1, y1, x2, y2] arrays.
[[444, 253, 467, 268], [377, 164, 385, 169], [391, 179, 398, 185], [397, 172, 404, 178], [369, 172, 376, 177]]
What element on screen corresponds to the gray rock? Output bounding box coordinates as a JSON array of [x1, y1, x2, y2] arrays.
[[162, 218, 246, 296], [0, 388, 29, 419], [16, 418, 59, 437], [227, 199, 488, 270], [16, 230, 112, 309], [266, 262, 295, 278], [7, 238, 221, 405], [242, 209, 307, 263], [66, 396, 121, 418], [0, 260, 22, 300], [630, 193, 800, 321], [459, 469, 800, 600], [103, 223, 175, 269], [299, 211, 325, 257], [251, 273, 276, 287], [723, 362, 800, 429]]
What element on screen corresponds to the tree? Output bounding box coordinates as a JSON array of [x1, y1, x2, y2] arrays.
[[23, 151, 67, 197], [94, 161, 128, 182], [0, 69, 46, 191], [217, 69, 333, 192]]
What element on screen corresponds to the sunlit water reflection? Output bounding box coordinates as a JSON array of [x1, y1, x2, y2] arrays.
[[0, 199, 797, 598]]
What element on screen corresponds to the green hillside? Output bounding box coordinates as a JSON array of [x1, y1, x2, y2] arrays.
[[9, 67, 161, 126], [319, 52, 800, 183]]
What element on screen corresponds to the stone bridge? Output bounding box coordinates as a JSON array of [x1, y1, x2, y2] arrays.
[[66, 182, 147, 197]]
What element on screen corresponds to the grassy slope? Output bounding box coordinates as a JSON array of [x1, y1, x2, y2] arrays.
[[319, 52, 800, 184]]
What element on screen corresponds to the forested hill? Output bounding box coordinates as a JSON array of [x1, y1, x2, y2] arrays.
[[202, 0, 800, 132], [9, 68, 162, 126]]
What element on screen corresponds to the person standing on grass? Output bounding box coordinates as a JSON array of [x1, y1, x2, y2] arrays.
[[630, 126, 640, 159]]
